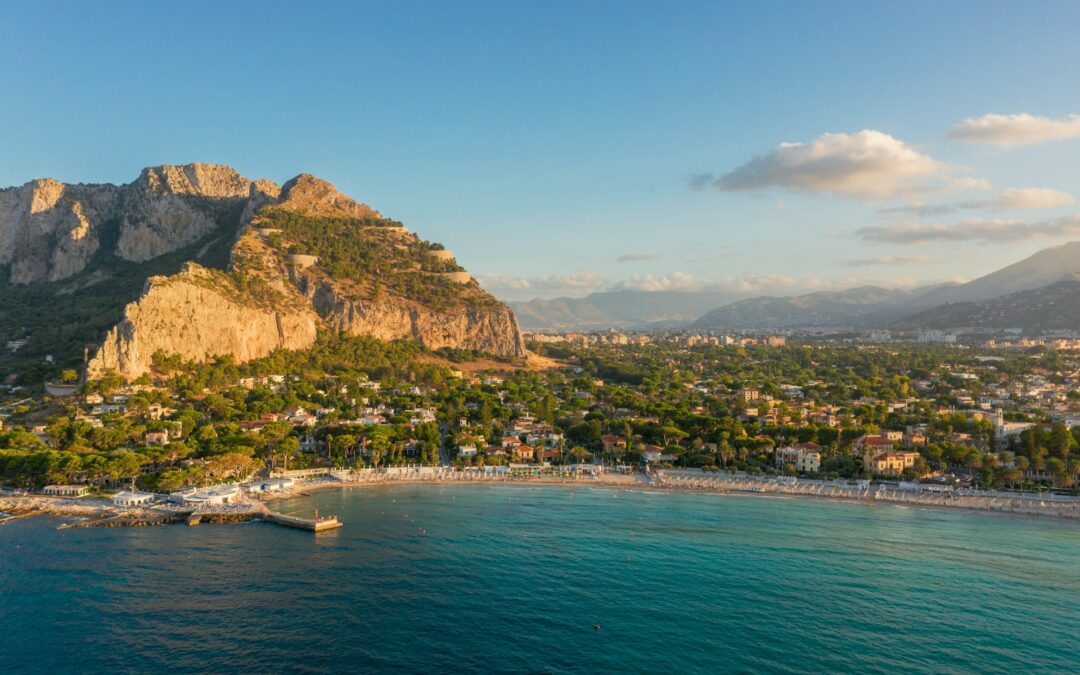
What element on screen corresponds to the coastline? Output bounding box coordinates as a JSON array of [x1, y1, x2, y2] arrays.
[[266, 470, 1080, 522], [4, 471, 1080, 529]]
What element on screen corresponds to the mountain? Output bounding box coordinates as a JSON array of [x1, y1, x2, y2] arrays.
[[913, 241, 1080, 307], [0, 164, 525, 378], [893, 275, 1080, 331], [512, 290, 745, 331], [693, 286, 917, 330], [692, 242, 1080, 331], [0, 164, 253, 285]]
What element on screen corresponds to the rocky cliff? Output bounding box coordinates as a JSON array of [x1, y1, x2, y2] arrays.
[[74, 166, 526, 378], [0, 163, 254, 285], [89, 264, 319, 378], [311, 282, 527, 357]]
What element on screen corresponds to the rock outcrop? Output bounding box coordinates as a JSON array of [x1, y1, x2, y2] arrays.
[[0, 163, 262, 284], [88, 264, 318, 379], [115, 165, 252, 262], [311, 282, 527, 357], [0, 178, 120, 284]]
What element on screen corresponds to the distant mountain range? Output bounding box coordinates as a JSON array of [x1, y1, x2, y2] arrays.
[[515, 241, 1080, 332], [893, 275, 1080, 331], [692, 286, 919, 330], [512, 290, 743, 330]]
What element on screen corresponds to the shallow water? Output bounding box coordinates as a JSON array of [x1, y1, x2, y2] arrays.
[[2, 485, 1078, 673]]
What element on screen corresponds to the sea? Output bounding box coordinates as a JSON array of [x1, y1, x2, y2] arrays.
[[2, 484, 1078, 673]]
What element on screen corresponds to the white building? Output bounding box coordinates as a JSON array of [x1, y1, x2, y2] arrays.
[[112, 491, 156, 507], [175, 485, 241, 506], [43, 485, 91, 497]]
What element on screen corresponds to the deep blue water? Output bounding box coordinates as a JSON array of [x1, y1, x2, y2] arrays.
[[2, 485, 1079, 673]]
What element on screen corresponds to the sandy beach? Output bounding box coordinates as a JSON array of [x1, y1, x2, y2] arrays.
[[4, 469, 1080, 527]]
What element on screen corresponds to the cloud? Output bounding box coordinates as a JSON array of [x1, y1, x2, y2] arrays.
[[617, 253, 661, 263], [971, 187, 1075, 210], [882, 188, 1075, 217], [858, 214, 1080, 244], [879, 202, 957, 217], [614, 271, 705, 292], [847, 255, 932, 267], [701, 130, 954, 199], [477, 272, 606, 299], [947, 177, 993, 192], [948, 113, 1080, 147]]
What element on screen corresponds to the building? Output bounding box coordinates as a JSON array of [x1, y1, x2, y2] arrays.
[[775, 442, 822, 473], [43, 485, 91, 497], [513, 444, 536, 462], [245, 478, 295, 494], [112, 491, 156, 507], [853, 435, 893, 454], [145, 431, 170, 446], [863, 449, 920, 476], [176, 485, 241, 506]]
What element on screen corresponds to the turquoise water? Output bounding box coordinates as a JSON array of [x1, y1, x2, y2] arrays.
[[2, 485, 1079, 673]]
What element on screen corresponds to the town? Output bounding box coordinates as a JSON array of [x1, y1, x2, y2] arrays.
[[1, 330, 1079, 517]]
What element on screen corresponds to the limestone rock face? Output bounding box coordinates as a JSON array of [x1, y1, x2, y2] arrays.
[[0, 163, 258, 284], [115, 164, 252, 262], [0, 178, 120, 284], [88, 264, 318, 379], [311, 282, 527, 357]]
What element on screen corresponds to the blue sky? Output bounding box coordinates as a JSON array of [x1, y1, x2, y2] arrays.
[[3, 0, 1080, 300]]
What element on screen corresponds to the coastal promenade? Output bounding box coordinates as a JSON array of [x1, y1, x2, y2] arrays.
[[654, 470, 1080, 519]]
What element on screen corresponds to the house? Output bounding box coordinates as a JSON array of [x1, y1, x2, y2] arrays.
[[739, 388, 760, 402], [145, 430, 170, 446], [775, 442, 822, 473], [601, 434, 627, 454], [43, 485, 91, 497], [536, 448, 560, 462], [863, 449, 920, 476], [112, 491, 156, 507], [641, 444, 666, 463], [853, 435, 893, 454]]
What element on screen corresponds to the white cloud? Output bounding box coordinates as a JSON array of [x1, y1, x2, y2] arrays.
[[947, 177, 993, 192], [858, 214, 1080, 244], [879, 202, 956, 217], [847, 255, 932, 267], [883, 187, 1074, 217], [703, 130, 954, 199], [615, 271, 704, 292], [948, 113, 1080, 147], [477, 272, 606, 299], [991, 188, 1075, 209]]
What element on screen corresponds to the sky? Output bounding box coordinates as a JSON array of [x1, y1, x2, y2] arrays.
[[3, 0, 1080, 302]]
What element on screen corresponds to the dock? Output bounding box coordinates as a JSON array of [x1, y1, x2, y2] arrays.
[[261, 510, 343, 533]]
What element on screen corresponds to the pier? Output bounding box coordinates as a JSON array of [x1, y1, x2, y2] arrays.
[[261, 509, 342, 533]]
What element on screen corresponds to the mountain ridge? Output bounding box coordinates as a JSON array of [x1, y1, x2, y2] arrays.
[[0, 164, 526, 378]]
